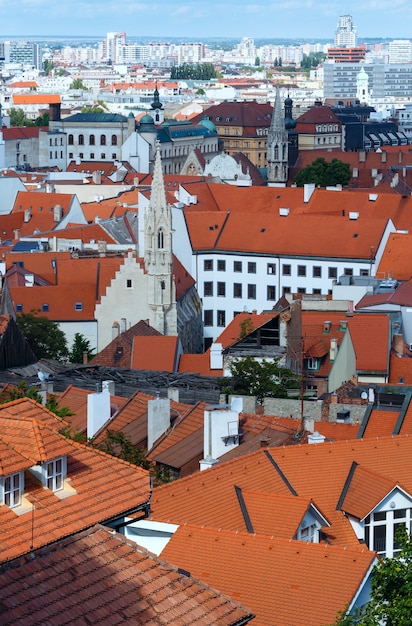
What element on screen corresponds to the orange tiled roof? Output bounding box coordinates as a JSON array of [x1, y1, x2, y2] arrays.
[[11, 191, 80, 236], [377, 233, 412, 280], [162, 524, 375, 626], [131, 335, 179, 372], [151, 436, 412, 549], [0, 524, 254, 625], [302, 312, 390, 375], [0, 398, 150, 563], [215, 311, 279, 350], [178, 352, 223, 376], [56, 385, 128, 434], [12, 94, 60, 104], [338, 463, 397, 520], [29, 222, 117, 244], [91, 320, 162, 369]]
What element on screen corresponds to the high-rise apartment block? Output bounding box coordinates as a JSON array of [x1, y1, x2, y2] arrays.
[[335, 15, 357, 48]]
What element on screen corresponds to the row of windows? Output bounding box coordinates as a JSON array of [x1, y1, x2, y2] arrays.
[[203, 282, 275, 300], [50, 151, 63, 160], [68, 134, 118, 146], [68, 152, 117, 160], [16, 303, 83, 313], [49, 137, 64, 146], [204, 259, 362, 279]]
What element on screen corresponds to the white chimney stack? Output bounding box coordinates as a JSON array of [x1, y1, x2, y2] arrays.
[[87, 388, 111, 439], [147, 397, 170, 451]]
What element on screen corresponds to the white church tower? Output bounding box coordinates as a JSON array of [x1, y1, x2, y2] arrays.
[[356, 66, 370, 104], [267, 84, 288, 187], [144, 142, 177, 336]]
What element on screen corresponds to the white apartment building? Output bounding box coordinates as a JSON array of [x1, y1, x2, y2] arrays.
[[335, 15, 357, 48], [388, 40, 412, 64]]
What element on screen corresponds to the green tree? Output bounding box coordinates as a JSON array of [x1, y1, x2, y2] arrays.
[[334, 527, 412, 625], [255, 56, 260, 66], [69, 332, 95, 364], [43, 59, 54, 75], [69, 78, 88, 90], [171, 63, 217, 80], [2, 380, 42, 403], [222, 356, 299, 404], [35, 111, 50, 126], [99, 430, 170, 486], [16, 310, 68, 361], [9, 107, 34, 127], [294, 157, 351, 188]]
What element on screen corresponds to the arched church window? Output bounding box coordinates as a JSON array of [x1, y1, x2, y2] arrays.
[[274, 145, 279, 160]]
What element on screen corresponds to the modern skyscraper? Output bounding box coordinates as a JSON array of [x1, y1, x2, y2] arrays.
[[335, 15, 357, 48]]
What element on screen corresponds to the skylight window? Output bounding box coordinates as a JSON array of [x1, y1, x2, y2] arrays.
[[75, 302, 83, 311]]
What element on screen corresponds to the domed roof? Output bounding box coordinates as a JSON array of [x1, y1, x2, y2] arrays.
[[285, 117, 296, 130], [128, 111, 135, 118], [198, 117, 217, 133], [139, 113, 155, 132], [284, 96, 293, 106]]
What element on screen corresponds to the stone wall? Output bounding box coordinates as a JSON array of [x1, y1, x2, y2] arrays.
[[263, 396, 367, 424]]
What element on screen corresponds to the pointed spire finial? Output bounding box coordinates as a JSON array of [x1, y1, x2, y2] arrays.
[[150, 141, 167, 211]]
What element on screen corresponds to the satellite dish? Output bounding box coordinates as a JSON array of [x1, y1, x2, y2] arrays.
[[361, 391, 368, 399]]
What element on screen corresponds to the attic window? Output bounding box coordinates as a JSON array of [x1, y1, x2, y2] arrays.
[[16, 304, 23, 313], [3, 472, 21, 508], [42, 304, 49, 312], [75, 302, 83, 311], [126, 279, 132, 288], [46, 458, 63, 492]]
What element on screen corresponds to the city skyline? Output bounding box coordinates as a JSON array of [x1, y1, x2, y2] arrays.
[[1, 1, 412, 41]]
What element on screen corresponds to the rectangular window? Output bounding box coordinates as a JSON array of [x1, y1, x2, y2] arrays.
[[283, 286, 291, 295], [217, 259, 226, 271], [267, 263, 276, 275], [75, 302, 83, 311], [16, 304, 23, 313], [306, 358, 318, 370], [217, 282, 226, 296], [217, 310, 226, 326], [101, 153, 106, 159], [234, 261, 242, 273], [328, 267, 337, 279], [297, 287, 306, 294], [313, 266, 322, 278], [360, 269, 369, 277], [112, 153, 116, 159], [204, 281, 213, 297], [42, 304, 49, 312], [79, 153, 84, 159], [90, 153, 95, 159], [344, 268, 353, 276], [204, 310, 213, 326], [297, 265, 306, 277], [313, 288, 322, 295], [248, 284, 256, 299], [46, 459, 63, 492], [282, 264, 291, 276], [267, 285, 276, 300], [233, 283, 242, 298], [126, 279, 132, 288], [248, 262, 256, 274], [4, 473, 20, 508], [204, 259, 213, 271]]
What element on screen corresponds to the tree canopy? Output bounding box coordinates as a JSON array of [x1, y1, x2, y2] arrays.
[[16, 311, 68, 361], [69, 78, 88, 90], [294, 157, 351, 188], [170, 63, 217, 80], [222, 356, 299, 404], [335, 527, 412, 625], [69, 332, 95, 364]]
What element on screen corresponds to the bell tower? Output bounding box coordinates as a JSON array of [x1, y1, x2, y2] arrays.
[[144, 142, 177, 335], [267, 84, 289, 187]]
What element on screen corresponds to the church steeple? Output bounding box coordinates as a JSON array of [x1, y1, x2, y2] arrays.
[[151, 82, 164, 124], [267, 84, 288, 186], [144, 142, 176, 335]]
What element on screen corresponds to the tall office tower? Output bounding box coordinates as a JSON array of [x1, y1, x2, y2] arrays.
[[335, 15, 357, 48], [4, 41, 42, 69]]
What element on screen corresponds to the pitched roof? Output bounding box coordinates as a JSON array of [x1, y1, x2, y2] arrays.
[[56, 385, 128, 434], [338, 463, 398, 520], [161, 524, 375, 626], [0, 525, 254, 625], [215, 311, 279, 350], [151, 436, 412, 548], [377, 232, 412, 280], [0, 398, 150, 562], [131, 336, 180, 372], [91, 320, 162, 369], [12, 94, 61, 104]]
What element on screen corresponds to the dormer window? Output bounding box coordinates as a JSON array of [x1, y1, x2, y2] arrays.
[[46, 458, 63, 492], [3, 472, 21, 508]]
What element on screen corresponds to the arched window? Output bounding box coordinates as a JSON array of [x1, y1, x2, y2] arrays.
[[89, 134, 95, 146], [274, 145, 279, 160], [157, 229, 164, 249], [100, 134, 106, 146], [79, 134, 84, 146], [111, 135, 117, 146], [68, 134, 74, 145]]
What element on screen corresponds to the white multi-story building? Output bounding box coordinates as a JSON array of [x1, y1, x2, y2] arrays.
[[335, 15, 357, 48], [388, 40, 412, 64]]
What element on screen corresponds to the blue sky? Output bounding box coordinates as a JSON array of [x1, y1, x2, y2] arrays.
[[0, 0, 411, 40]]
